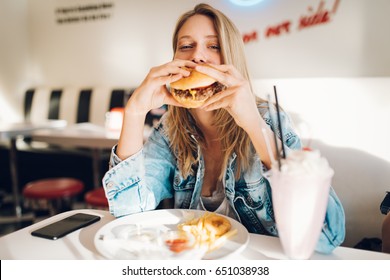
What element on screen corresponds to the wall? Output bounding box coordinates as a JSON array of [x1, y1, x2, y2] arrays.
[[0, 0, 30, 121], [24, 0, 390, 89], [0, 0, 389, 248], [27, 0, 191, 87], [234, 0, 390, 78], [24, 0, 390, 88]]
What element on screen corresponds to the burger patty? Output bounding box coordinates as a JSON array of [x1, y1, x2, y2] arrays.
[[173, 82, 226, 100]]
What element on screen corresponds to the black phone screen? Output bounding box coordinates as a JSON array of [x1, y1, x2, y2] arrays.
[[381, 192, 390, 215], [31, 213, 101, 240]]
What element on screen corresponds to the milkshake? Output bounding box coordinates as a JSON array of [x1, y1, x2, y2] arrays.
[[269, 149, 334, 259]]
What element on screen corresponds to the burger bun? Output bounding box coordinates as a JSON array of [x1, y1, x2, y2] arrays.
[[169, 66, 223, 108]]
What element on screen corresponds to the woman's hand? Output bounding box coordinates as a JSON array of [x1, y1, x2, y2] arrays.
[[195, 64, 261, 131], [196, 64, 280, 169], [126, 59, 197, 116], [116, 60, 196, 160]]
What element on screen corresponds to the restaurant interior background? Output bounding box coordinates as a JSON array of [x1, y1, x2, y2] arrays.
[[0, 0, 389, 249]]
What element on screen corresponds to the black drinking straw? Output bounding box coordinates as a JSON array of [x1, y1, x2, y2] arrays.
[[274, 85, 286, 159], [267, 94, 281, 170]]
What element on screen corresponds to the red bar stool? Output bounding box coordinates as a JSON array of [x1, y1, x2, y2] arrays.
[[84, 187, 108, 209], [22, 178, 84, 216]]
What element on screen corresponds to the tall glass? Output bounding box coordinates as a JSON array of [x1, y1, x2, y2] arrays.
[[269, 161, 333, 259]]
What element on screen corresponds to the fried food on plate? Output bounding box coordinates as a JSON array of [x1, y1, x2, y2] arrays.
[[178, 212, 237, 252]]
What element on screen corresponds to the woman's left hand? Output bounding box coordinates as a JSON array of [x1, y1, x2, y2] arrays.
[[195, 64, 261, 131]]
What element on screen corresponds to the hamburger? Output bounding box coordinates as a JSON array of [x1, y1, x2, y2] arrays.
[[169, 66, 226, 108]]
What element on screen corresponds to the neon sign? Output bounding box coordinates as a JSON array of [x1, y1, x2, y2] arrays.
[[229, 0, 264, 7]]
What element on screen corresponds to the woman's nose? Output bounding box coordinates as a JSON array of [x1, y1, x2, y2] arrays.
[[191, 47, 207, 64], [192, 58, 205, 64]]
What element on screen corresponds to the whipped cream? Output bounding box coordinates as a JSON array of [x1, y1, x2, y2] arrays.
[[275, 149, 334, 177]]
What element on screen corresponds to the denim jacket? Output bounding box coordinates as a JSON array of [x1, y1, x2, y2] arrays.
[[103, 104, 345, 254]]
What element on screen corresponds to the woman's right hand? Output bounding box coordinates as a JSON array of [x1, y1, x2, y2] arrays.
[[126, 59, 197, 116], [117, 60, 195, 160]]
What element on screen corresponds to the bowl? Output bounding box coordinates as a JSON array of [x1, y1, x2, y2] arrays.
[[162, 230, 195, 254]]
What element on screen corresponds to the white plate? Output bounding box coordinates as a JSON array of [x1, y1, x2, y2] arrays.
[[94, 209, 249, 260]]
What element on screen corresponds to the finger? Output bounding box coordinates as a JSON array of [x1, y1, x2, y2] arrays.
[[205, 63, 236, 74], [152, 66, 188, 79], [196, 64, 241, 88], [171, 59, 197, 67], [170, 59, 198, 74], [202, 97, 231, 112], [195, 64, 226, 82], [163, 92, 185, 107], [154, 73, 183, 87], [201, 87, 236, 108], [169, 60, 197, 73], [175, 59, 198, 69], [163, 60, 199, 82], [151, 60, 195, 79], [168, 73, 185, 83]]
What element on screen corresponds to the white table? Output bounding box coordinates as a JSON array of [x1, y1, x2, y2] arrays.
[[31, 123, 120, 149], [0, 120, 66, 222], [1, 209, 389, 260], [31, 123, 152, 189], [31, 123, 119, 190]]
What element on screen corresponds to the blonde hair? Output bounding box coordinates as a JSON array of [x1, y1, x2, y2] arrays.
[[166, 3, 261, 180]]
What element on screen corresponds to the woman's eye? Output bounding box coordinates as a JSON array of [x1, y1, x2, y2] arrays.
[[209, 45, 221, 51], [178, 45, 192, 50]]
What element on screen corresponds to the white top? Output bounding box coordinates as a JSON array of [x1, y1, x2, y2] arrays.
[[198, 182, 238, 221]]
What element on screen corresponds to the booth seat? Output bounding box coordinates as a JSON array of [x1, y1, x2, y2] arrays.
[[24, 86, 130, 126]]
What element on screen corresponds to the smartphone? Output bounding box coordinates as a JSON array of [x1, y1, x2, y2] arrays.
[[31, 213, 101, 240]]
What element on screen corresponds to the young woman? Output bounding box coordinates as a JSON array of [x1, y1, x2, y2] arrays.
[[102, 3, 345, 254]]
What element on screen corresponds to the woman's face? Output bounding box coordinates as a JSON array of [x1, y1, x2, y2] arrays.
[[174, 14, 222, 65]]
